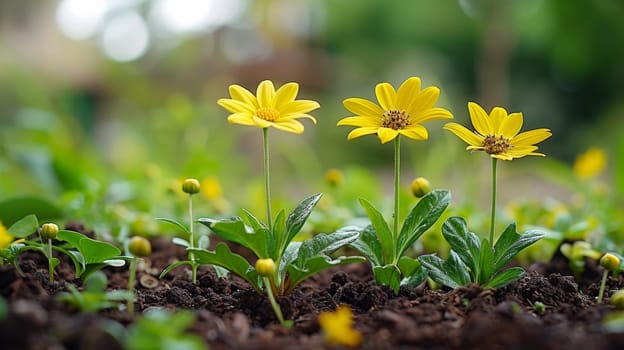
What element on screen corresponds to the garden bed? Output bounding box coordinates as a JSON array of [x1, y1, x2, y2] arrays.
[[1, 235, 623, 350]]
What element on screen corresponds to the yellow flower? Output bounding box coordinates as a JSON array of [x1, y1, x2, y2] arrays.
[[573, 147, 607, 180], [217, 80, 320, 134], [444, 102, 552, 160], [0, 221, 13, 249], [318, 305, 363, 347], [337, 76, 453, 144], [201, 177, 223, 200]]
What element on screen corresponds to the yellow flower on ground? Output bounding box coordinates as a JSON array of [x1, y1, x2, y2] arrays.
[[318, 305, 363, 347], [0, 221, 13, 249], [573, 147, 607, 180], [337, 76, 453, 144], [217, 80, 320, 134], [444, 102, 552, 160]]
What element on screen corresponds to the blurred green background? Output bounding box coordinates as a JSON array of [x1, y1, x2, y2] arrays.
[[0, 0, 623, 233]]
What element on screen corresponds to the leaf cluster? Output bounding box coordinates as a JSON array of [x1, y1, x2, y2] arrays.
[[56, 271, 133, 313]]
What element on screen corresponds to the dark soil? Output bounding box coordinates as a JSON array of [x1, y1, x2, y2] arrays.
[[1, 235, 623, 350]]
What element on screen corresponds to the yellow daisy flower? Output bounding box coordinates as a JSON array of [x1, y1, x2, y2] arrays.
[[318, 305, 363, 347], [444, 102, 552, 160], [337, 76, 453, 144], [573, 147, 607, 180], [0, 221, 13, 249], [217, 80, 320, 134]]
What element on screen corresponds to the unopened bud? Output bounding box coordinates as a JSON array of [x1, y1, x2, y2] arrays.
[[182, 178, 201, 195], [411, 177, 431, 198], [40, 223, 59, 239], [325, 169, 344, 188], [129, 236, 152, 257], [255, 258, 276, 277], [600, 253, 620, 271]]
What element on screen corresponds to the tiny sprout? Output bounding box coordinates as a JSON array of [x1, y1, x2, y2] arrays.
[[255, 258, 276, 276], [182, 178, 201, 195], [410, 177, 431, 198], [533, 301, 546, 314], [610, 290, 624, 309], [325, 168, 344, 188], [129, 236, 152, 257], [600, 253, 620, 271], [40, 223, 59, 240]]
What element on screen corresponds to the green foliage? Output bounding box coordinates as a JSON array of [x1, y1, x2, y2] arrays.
[[349, 189, 450, 293], [0, 197, 63, 227], [126, 309, 206, 350], [56, 271, 133, 313], [419, 217, 544, 289], [197, 193, 364, 295]]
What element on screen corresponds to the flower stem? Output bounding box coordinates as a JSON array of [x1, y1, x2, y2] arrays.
[[263, 128, 273, 229], [393, 137, 401, 237], [47, 239, 54, 284], [597, 269, 609, 303], [188, 193, 197, 284], [263, 276, 287, 327], [127, 257, 138, 314], [489, 158, 498, 243]]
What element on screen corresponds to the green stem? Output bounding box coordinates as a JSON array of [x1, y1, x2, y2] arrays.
[[489, 157, 498, 243], [263, 128, 273, 229], [263, 276, 287, 327], [393, 136, 401, 241], [597, 269, 608, 303], [127, 258, 138, 314], [47, 239, 54, 284], [188, 194, 197, 284]]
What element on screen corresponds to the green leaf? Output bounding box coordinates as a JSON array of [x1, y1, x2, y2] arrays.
[[50, 257, 60, 270], [348, 225, 382, 267], [397, 190, 450, 257], [156, 218, 190, 236], [171, 237, 190, 248], [493, 224, 544, 271], [0, 196, 62, 227], [397, 256, 421, 277], [373, 264, 401, 293], [441, 217, 481, 273], [271, 209, 286, 259], [7, 214, 39, 238], [198, 216, 267, 258], [159, 260, 193, 279], [483, 267, 525, 289], [359, 198, 394, 264], [189, 244, 260, 292], [400, 264, 428, 288], [477, 238, 495, 285], [57, 230, 121, 264], [283, 193, 322, 248], [419, 251, 470, 288]]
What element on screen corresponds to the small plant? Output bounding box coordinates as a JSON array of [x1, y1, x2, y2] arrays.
[[39, 222, 59, 283], [126, 309, 206, 350], [560, 240, 602, 279], [610, 290, 624, 309], [597, 253, 621, 303], [127, 236, 152, 314], [56, 271, 133, 313], [336, 76, 453, 293]]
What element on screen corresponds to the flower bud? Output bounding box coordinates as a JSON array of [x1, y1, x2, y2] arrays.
[[255, 258, 276, 277], [182, 178, 201, 195], [129, 236, 152, 257], [600, 253, 620, 271], [411, 177, 431, 198], [610, 290, 624, 309], [325, 169, 344, 188], [40, 223, 59, 240]]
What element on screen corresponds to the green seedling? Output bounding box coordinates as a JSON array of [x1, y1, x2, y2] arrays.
[[418, 216, 544, 289], [597, 253, 621, 303], [533, 301, 546, 315], [127, 236, 152, 314], [348, 189, 450, 293], [56, 271, 133, 313], [126, 309, 206, 350], [560, 240, 602, 279]]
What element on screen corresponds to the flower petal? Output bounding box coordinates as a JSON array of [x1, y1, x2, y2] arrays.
[[399, 125, 429, 141], [281, 113, 317, 124], [377, 128, 399, 144], [281, 100, 320, 115], [444, 122, 484, 147], [218, 98, 256, 114], [229, 85, 258, 109], [489, 107, 508, 135], [274, 82, 299, 109], [512, 129, 552, 147], [504, 145, 541, 159], [501, 112, 523, 138], [408, 86, 440, 115], [272, 119, 305, 134], [396, 77, 421, 111], [412, 107, 453, 124], [468, 102, 492, 136], [227, 113, 255, 126], [347, 127, 379, 140], [375, 82, 396, 111], [336, 116, 380, 127], [252, 115, 272, 128], [257, 80, 275, 108], [343, 98, 383, 117]]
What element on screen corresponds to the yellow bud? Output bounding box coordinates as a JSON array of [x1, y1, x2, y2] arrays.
[[325, 169, 344, 188], [40, 223, 59, 239], [129, 236, 152, 257], [182, 178, 201, 195], [610, 290, 624, 309], [411, 177, 431, 198], [600, 253, 620, 271], [255, 258, 276, 277]]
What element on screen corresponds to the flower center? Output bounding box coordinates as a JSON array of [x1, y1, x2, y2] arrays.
[[257, 107, 280, 122], [483, 135, 512, 154], [382, 109, 411, 130]]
